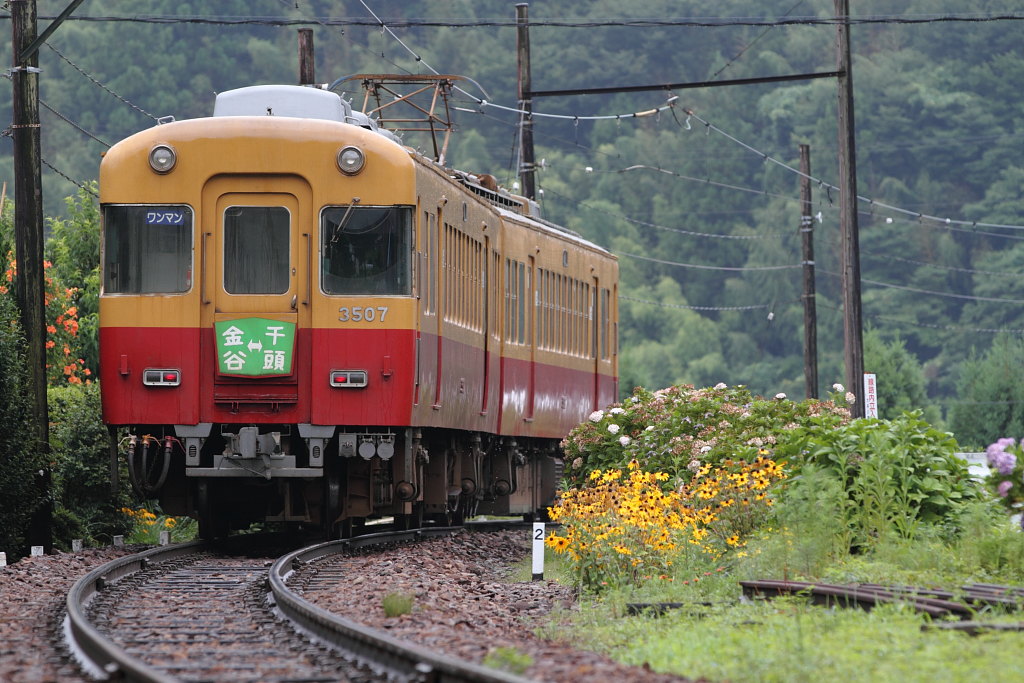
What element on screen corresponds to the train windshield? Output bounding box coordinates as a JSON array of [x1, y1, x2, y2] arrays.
[[321, 205, 412, 295], [223, 206, 290, 295], [102, 205, 192, 294]]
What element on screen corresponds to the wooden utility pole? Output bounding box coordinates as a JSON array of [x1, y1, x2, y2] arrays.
[[298, 28, 315, 85], [11, 0, 50, 550], [835, 0, 864, 417], [799, 145, 818, 399], [515, 3, 536, 200]]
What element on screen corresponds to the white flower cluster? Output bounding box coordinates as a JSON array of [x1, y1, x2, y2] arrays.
[[589, 410, 604, 423]]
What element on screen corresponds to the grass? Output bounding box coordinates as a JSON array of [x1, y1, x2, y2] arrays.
[[382, 591, 415, 617], [563, 597, 1024, 683], [524, 506, 1024, 682]]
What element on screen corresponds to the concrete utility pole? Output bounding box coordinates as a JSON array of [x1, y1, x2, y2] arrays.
[[11, 0, 50, 550], [799, 144, 818, 400], [516, 3, 536, 200], [835, 0, 865, 418]]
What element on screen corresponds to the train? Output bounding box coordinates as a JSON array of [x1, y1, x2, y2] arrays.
[[98, 82, 618, 538]]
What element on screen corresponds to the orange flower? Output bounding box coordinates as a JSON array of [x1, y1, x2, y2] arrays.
[[46, 325, 56, 334]]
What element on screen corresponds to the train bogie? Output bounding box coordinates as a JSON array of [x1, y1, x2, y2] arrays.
[[99, 85, 617, 537]]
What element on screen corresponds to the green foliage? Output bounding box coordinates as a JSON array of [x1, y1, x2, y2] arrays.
[[48, 383, 132, 548], [381, 592, 414, 618], [0, 295, 46, 558], [562, 384, 849, 490], [45, 184, 101, 374], [120, 505, 196, 545], [949, 335, 1024, 450], [482, 647, 533, 676], [782, 412, 979, 549], [863, 330, 939, 424]]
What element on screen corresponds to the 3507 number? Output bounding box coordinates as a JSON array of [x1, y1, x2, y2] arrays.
[[338, 306, 389, 323]]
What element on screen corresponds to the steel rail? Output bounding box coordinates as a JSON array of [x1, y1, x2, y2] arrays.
[[739, 579, 1024, 619], [64, 541, 206, 682], [269, 524, 532, 683], [66, 523, 533, 682]]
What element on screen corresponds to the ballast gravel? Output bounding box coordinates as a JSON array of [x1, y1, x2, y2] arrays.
[[0, 532, 692, 682], [295, 530, 691, 682]]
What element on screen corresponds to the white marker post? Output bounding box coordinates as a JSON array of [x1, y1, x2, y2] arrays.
[[863, 373, 879, 418], [532, 522, 545, 581]]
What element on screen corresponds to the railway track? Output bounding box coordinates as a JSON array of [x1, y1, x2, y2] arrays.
[[740, 578, 1024, 622], [65, 525, 531, 683]]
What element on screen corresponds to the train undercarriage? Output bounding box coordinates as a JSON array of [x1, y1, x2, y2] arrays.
[[123, 424, 562, 539]]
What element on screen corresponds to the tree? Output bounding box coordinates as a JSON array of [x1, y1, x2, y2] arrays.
[[949, 335, 1024, 450], [0, 294, 46, 558], [863, 329, 940, 424]]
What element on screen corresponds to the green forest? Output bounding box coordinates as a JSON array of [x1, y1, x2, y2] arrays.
[[3, 0, 1024, 447]]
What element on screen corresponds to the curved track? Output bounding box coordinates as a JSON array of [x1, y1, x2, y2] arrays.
[[66, 527, 530, 683]]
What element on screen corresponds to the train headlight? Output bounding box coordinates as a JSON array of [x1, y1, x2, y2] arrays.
[[148, 144, 177, 174], [337, 146, 365, 175]]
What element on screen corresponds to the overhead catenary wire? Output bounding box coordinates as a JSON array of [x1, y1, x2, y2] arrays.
[[621, 294, 773, 312], [11, 13, 1024, 28], [681, 108, 1024, 233], [44, 43, 159, 122], [621, 251, 801, 272]]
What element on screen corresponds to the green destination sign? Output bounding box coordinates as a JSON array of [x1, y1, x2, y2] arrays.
[[215, 317, 296, 376]]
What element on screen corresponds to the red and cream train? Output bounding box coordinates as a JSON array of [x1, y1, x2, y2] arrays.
[[99, 84, 618, 537]]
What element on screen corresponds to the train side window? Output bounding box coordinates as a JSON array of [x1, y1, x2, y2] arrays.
[[321, 205, 412, 295], [102, 205, 192, 294], [224, 206, 290, 295]]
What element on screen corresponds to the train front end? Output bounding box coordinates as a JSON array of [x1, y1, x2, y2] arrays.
[[99, 86, 418, 537]]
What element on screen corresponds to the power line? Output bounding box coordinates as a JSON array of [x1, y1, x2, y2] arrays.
[[818, 302, 1024, 336], [41, 158, 97, 197], [44, 43, 159, 121], [621, 251, 801, 272], [39, 98, 109, 147], [684, 108, 1024, 234], [621, 294, 773, 312], [862, 250, 1023, 278], [8, 13, 1024, 28], [819, 269, 1024, 305]]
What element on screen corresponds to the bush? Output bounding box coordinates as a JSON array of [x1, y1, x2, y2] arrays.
[[0, 295, 47, 558], [780, 411, 980, 547], [49, 382, 132, 548], [562, 384, 850, 491]]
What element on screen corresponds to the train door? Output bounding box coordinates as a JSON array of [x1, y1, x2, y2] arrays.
[[526, 256, 536, 420], [480, 234, 491, 415], [433, 210, 444, 408], [199, 176, 313, 421]]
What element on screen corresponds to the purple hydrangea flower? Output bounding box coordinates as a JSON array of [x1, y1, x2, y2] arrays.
[[998, 480, 1013, 497], [987, 438, 1018, 475]]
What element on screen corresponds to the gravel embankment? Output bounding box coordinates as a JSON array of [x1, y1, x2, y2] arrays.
[[0, 547, 134, 683], [296, 530, 691, 682], [0, 532, 692, 682]]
